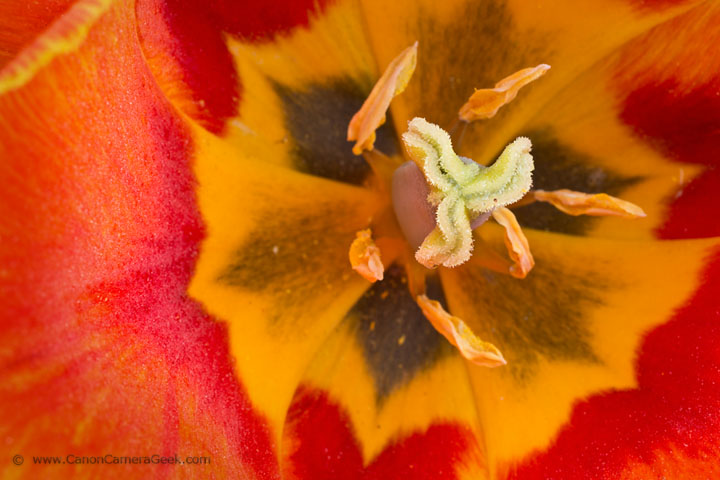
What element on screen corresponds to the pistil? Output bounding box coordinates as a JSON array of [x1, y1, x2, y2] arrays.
[[401, 117, 534, 269]]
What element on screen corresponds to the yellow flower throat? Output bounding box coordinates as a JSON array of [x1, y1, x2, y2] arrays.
[[345, 42, 644, 367]]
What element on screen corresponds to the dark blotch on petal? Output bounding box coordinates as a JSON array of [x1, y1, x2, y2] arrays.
[[513, 129, 641, 234], [275, 76, 399, 185], [454, 255, 604, 381], [409, 1, 541, 130], [350, 265, 450, 402], [218, 200, 364, 323]]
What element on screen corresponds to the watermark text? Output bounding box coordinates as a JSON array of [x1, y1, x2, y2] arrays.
[[12, 454, 212, 467]]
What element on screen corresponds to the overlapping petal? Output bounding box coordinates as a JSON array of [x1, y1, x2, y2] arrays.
[[0, 1, 276, 478], [509, 1, 720, 241], [135, 0, 338, 135], [0, 1, 74, 69], [614, 2, 720, 240]]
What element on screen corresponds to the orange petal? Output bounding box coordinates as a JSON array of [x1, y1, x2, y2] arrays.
[[0, 0, 279, 477], [0, 1, 74, 70], [349, 229, 385, 282], [533, 189, 647, 218], [0, 0, 109, 93], [347, 41, 417, 155], [416, 294, 506, 368], [458, 64, 550, 122], [492, 207, 535, 279]]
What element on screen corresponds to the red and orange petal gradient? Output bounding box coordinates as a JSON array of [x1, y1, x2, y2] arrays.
[[0, 1, 281, 478], [2, 1, 720, 480]]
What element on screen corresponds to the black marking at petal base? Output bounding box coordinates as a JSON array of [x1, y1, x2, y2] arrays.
[[414, 1, 522, 123], [513, 129, 642, 234], [455, 252, 605, 382], [218, 199, 364, 325], [349, 265, 450, 402], [274, 76, 399, 185], [406, 0, 545, 149]]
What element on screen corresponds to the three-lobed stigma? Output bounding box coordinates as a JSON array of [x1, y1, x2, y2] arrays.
[[402, 117, 534, 269]]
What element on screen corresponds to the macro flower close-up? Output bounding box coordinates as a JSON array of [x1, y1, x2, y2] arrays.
[[2, 0, 720, 478]]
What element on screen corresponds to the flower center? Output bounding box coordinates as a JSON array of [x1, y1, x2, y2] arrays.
[[344, 42, 645, 367]]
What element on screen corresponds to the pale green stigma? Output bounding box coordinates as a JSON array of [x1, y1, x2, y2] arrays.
[[401, 117, 534, 268]]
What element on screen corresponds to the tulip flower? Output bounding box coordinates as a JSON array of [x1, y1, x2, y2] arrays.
[[2, 0, 719, 479]]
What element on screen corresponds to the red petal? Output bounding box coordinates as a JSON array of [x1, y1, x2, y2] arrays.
[[207, 0, 336, 42], [284, 385, 481, 480], [136, 0, 337, 133], [137, 0, 240, 134], [621, 81, 720, 238]]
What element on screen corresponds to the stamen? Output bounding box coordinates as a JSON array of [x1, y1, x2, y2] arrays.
[[492, 207, 534, 279], [416, 294, 506, 367], [349, 229, 384, 282], [458, 64, 550, 122], [531, 189, 647, 218], [347, 42, 418, 155], [401, 117, 534, 268]]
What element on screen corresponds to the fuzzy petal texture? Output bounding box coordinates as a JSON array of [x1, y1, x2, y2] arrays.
[[0, 1, 277, 478]]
